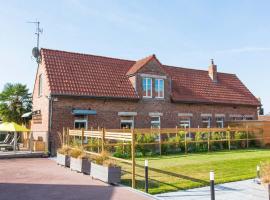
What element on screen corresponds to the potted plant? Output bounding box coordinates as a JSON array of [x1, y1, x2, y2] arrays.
[[57, 145, 71, 167], [261, 162, 270, 184], [91, 151, 121, 184], [70, 148, 91, 174]]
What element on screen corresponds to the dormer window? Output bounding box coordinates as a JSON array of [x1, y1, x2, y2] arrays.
[[142, 77, 152, 98], [155, 79, 164, 98]]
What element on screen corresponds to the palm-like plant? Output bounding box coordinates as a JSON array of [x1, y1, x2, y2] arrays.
[[0, 83, 32, 124]]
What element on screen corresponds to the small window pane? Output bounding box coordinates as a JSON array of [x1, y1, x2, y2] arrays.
[[155, 79, 164, 98], [74, 121, 87, 129], [202, 117, 211, 128], [143, 78, 152, 97], [216, 117, 224, 128], [151, 116, 160, 128]]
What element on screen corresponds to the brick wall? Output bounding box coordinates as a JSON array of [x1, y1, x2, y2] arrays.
[[31, 61, 50, 145], [32, 57, 258, 154], [48, 96, 257, 154]]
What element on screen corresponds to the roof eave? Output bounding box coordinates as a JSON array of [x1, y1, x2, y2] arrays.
[[171, 98, 260, 107], [50, 93, 140, 101]]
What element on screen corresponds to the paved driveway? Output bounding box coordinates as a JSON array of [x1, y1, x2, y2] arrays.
[[155, 179, 268, 200], [0, 158, 153, 200]]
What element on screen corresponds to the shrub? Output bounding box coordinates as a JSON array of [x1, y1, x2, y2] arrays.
[[211, 132, 224, 151], [261, 162, 270, 184], [69, 138, 82, 147], [86, 138, 99, 152], [57, 145, 71, 155], [234, 131, 247, 148], [70, 148, 86, 159], [136, 133, 156, 156], [93, 151, 118, 167], [113, 144, 131, 159], [161, 133, 184, 154]]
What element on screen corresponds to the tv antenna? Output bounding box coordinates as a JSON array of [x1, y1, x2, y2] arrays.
[[27, 20, 43, 63]]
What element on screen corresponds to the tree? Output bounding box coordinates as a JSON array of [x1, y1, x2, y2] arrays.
[[0, 83, 32, 124]]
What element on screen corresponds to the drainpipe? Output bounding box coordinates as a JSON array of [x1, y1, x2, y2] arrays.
[[48, 95, 53, 156]]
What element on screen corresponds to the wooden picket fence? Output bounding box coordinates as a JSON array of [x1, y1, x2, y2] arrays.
[[62, 122, 270, 189]]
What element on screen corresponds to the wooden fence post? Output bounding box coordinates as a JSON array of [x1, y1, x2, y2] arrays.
[[208, 130, 210, 152], [159, 128, 161, 156], [184, 127, 187, 154], [176, 126, 178, 150], [81, 128, 85, 148], [67, 128, 70, 146], [102, 128, 105, 152], [228, 126, 231, 150], [246, 125, 249, 148], [98, 138, 100, 153], [131, 128, 136, 188], [62, 127, 65, 146]]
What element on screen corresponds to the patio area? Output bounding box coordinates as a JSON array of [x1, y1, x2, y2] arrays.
[[0, 122, 47, 158], [155, 179, 268, 200], [0, 150, 45, 159], [0, 158, 153, 200]]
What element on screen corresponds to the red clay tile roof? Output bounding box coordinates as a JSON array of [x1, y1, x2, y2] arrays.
[[163, 66, 260, 106], [42, 49, 138, 99], [41, 48, 260, 106], [126, 54, 160, 75]]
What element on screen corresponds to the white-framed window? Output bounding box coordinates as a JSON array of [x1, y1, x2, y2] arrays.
[[151, 116, 160, 128], [155, 79, 164, 98], [179, 119, 191, 129], [216, 117, 224, 128], [243, 115, 254, 121], [179, 118, 191, 138], [202, 117, 211, 128], [120, 117, 134, 129], [230, 115, 243, 121], [74, 119, 88, 130], [142, 77, 152, 98], [38, 74, 43, 97]]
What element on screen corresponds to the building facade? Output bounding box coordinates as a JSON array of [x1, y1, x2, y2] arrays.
[[31, 49, 260, 154]]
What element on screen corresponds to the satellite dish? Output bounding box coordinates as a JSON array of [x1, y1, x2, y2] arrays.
[[32, 47, 40, 58]]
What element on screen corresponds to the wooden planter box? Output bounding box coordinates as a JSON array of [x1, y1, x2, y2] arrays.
[[70, 157, 91, 174], [91, 163, 121, 184], [57, 153, 70, 167], [33, 141, 45, 152]]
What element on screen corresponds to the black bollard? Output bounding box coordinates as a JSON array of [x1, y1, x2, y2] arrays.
[[210, 170, 215, 200], [268, 184, 270, 200], [145, 160, 149, 193]]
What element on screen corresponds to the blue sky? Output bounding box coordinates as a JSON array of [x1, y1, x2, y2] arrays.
[[0, 0, 269, 113]]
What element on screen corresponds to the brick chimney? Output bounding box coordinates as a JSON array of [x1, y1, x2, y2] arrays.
[[208, 59, 217, 82]]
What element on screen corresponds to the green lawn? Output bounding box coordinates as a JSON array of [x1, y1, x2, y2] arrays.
[[119, 149, 270, 194]]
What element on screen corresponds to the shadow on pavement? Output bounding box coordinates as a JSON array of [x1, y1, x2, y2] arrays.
[[0, 183, 115, 200]]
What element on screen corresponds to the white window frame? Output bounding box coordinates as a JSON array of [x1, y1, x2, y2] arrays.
[[179, 119, 191, 129], [74, 119, 88, 130], [179, 118, 191, 138], [151, 116, 160, 128], [202, 117, 211, 128], [155, 79, 164, 98], [120, 119, 134, 129], [143, 77, 152, 98], [216, 117, 224, 128]]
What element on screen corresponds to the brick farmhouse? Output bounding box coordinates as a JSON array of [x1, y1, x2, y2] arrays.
[[31, 48, 260, 154]]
